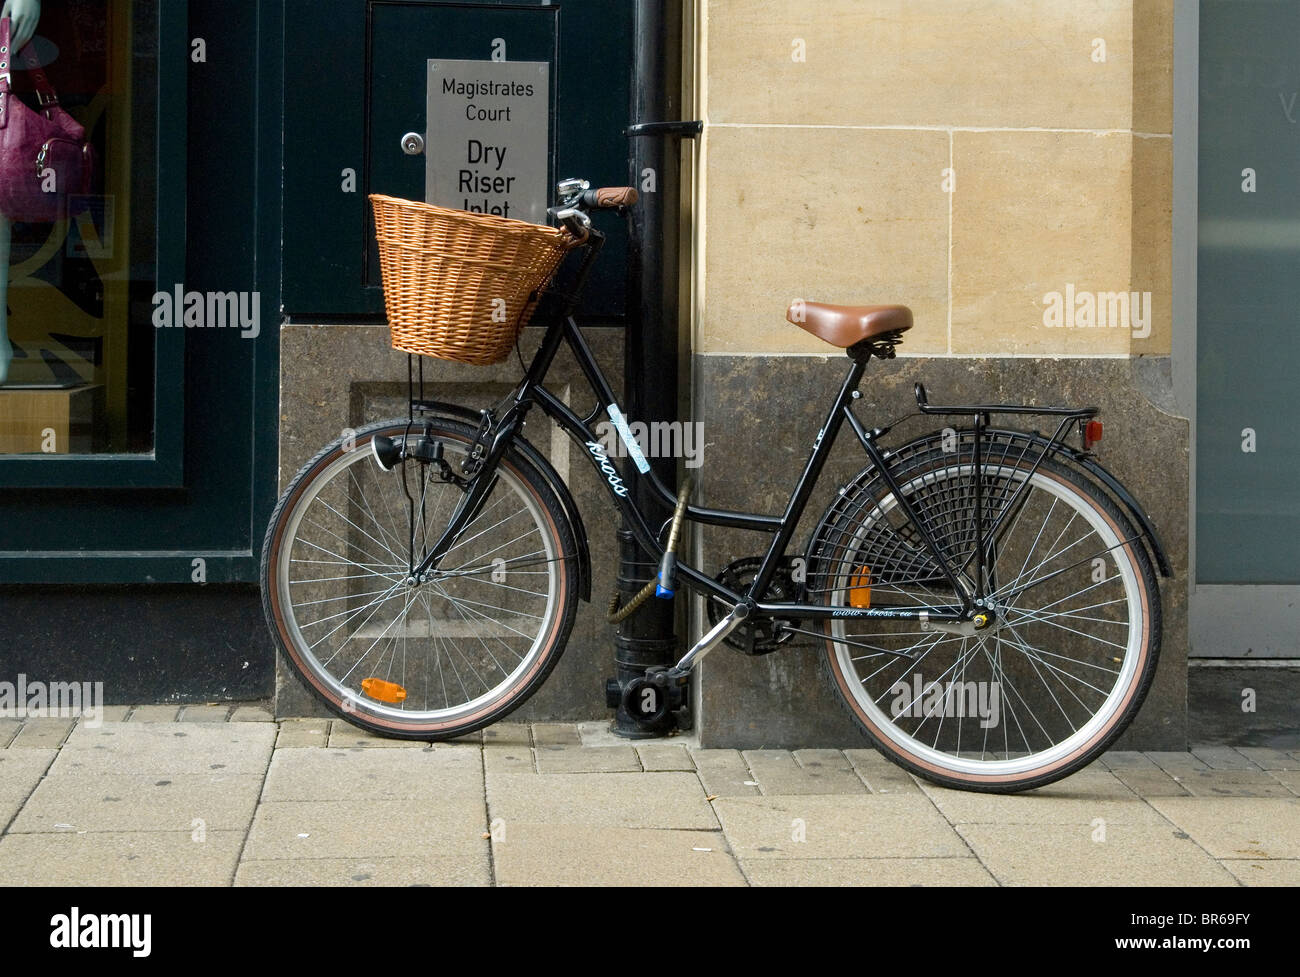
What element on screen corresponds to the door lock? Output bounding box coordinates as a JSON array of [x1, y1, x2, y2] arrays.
[[400, 132, 425, 156]]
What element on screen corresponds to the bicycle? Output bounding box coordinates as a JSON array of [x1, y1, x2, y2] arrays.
[[261, 178, 1171, 793]]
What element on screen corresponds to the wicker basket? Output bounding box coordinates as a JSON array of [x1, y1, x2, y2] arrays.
[[369, 194, 575, 365]]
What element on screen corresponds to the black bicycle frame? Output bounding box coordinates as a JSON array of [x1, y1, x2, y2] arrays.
[[413, 231, 1113, 627]]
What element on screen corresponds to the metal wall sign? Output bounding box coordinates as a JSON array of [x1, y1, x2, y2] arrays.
[[426, 59, 549, 224]]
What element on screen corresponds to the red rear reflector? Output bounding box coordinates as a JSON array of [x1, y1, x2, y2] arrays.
[[849, 566, 872, 609], [1084, 420, 1103, 449], [361, 678, 407, 703]]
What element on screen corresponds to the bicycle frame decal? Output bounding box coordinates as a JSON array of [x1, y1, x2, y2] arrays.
[[585, 439, 631, 497], [605, 404, 652, 474]]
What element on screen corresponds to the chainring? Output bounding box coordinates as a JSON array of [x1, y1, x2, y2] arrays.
[[705, 556, 804, 655]]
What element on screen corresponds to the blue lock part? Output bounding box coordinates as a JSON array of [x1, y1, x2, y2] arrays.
[[655, 552, 677, 599]]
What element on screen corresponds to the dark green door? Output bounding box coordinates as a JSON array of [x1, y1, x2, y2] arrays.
[[281, 0, 633, 321]]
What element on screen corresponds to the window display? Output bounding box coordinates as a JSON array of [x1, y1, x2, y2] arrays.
[[0, 0, 154, 455]]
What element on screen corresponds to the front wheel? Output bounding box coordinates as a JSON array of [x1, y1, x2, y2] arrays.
[[814, 445, 1161, 792], [261, 417, 579, 739]]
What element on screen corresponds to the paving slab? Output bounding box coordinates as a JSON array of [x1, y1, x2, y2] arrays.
[[531, 723, 581, 746], [957, 822, 1238, 886], [843, 749, 922, 793], [10, 772, 264, 833], [275, 718, 331, 748], [919, 772, 1167, 826], [243, 799, 486, 860], [1146, 751, 1209, 773], [712, 793, 967, 859], [1267, 770, 1300, 795], [0, 720, 20, 748], [737, 749, 865, 795], [128, 705, 180, 722], [484, 743, 534, 775], [1219, 859, 1300, 886], [574, 721, 629, 746], [492, 823, 745, 886], [179, 704, 232, 723], [689, 749, 760, 797], [97, 706, 131, 723], [261, 746, 481, 801], [1190, 746, 1260, 770], [327, 726, 432, 749], [1234, 748, 1300, 771], [534, 745, 641, 774], [1109, 768, 1190, 797], [0, 830, 245, 886], [482, 723, 530, 747], [636, 745, 695, 772], [235, 853, 491, 886], [9, 719, 76, 749], [230, 705, 275, 723], [742, 857, 997, 886], [52, 722, 276, 776], [1172, 769, 1294, 798], [487, 772, 718, 829], [1146, 797, 1300, 859], [1099, 751, 1159, 770], [0, 749, 56, 828]]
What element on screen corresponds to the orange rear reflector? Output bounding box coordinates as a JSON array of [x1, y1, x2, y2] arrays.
[[361, 678, 407, 703], [1084, 419, 1103, 450], [849, 566, 872, 609]]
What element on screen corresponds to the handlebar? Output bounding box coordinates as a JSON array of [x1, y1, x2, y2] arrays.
[[549, 179, 638, 239], [581, 186, 638, 209]]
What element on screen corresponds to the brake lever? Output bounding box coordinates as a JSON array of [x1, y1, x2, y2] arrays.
[[553, 206, 592, 243]]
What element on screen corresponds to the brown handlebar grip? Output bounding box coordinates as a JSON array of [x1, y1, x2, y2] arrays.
[[590, 186, 639, 208]]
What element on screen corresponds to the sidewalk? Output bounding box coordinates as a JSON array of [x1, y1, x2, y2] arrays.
[[1, 706, 1297, 886]]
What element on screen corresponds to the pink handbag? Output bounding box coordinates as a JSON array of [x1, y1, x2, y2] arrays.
[[0, 16, 95, 223]]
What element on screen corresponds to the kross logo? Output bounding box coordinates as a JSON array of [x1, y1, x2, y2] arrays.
[[585, 441, 629, 497]]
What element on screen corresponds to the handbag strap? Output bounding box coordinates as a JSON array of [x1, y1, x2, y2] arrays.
[[0, 17, 61, 107]]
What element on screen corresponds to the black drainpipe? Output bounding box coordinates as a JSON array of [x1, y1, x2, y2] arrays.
[[605, 0, 702, 737]]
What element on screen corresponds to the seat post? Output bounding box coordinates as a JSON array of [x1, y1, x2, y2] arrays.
[[848, 330, 905, 363]]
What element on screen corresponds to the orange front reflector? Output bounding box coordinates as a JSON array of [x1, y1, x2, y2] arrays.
[[361, 678, 407, 703], [849, 566, 872, 609]]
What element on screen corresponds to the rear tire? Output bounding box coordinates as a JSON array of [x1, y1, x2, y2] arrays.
[[813, 445, 1161, 792]]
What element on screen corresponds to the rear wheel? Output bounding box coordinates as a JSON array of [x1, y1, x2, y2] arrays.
[[813, 445, 1161, 792], [261, 417, 579, 738]]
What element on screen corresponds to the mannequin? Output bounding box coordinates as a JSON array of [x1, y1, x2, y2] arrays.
[[0, 0, 42, 385]]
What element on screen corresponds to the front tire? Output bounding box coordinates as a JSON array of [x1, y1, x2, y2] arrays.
[[261, 417, 579, 739]]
